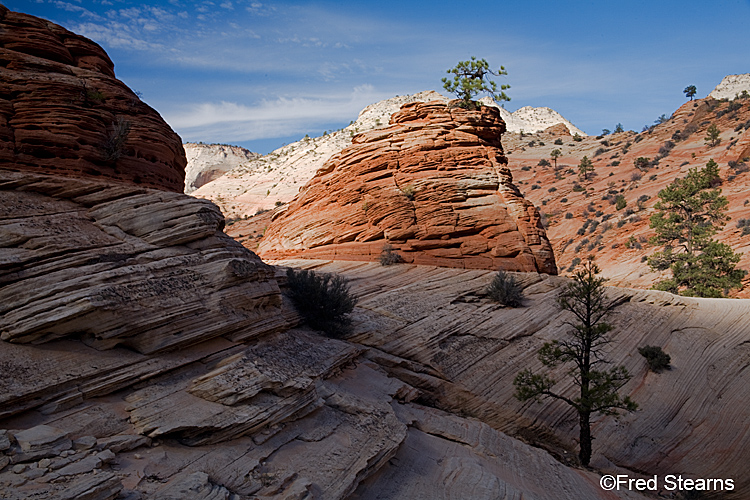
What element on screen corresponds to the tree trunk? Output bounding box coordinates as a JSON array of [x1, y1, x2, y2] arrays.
[[579, 410, 592, 466]]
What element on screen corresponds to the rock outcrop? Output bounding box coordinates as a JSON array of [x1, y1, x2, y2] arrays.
[[708, 73, 750, 100], [259, 101, 557, 273], [0, 5, 186, 192], [184, 143, 258, 194], [193, 91, 584, 217], [277, 259, 750, 499], [0, 169, 291, 356]]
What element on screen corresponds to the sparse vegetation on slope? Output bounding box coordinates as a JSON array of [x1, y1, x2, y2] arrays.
[[286, 268, 358, 337], [486, 270, 524, 307], [648, 160, 746, 297]]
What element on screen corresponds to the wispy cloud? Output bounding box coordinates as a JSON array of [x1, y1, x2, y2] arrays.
[[165, 84, 389, 142]]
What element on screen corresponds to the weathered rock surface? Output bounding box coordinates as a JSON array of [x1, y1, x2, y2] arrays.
[[184, 143, 258, 194], [709, 73, 750, 100], [0, 6, 186, 192], [272, 259, 750, 499], [259, 101, 557, 273], [0, 169, 290, 355]]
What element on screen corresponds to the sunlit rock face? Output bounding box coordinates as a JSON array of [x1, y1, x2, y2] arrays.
[[259, 100, 557, 274]]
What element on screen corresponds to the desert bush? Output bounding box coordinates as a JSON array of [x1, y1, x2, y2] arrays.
[[554, 138, 563, 145], [401, 185, 416, 200], [573, 133, 583, 142], [615, 195, 627, 210], [658, 140, 675, 156], [594, 147, 607, 157], [548, 186, 557, 193], [566, 257, 581, 272], [286, 268, 358, 337], [638, 345, 671, 372], [379, 244, 404, 266], [486, 270, 524, 307], [565, 212, 573, 219], [522, 165, 532, 171], [631, 171, 643, 182], [634, 157, 651, 171], [537, 159, 550, 167]]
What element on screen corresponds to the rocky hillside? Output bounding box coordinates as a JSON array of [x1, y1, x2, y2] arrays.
[[193, 91, 582, 218], [183, 142, 259, 194], [502, 83, 750, 295], [0, 5, 186, 192], [258, 100, 557, 273], [0, 7, 655, 500]]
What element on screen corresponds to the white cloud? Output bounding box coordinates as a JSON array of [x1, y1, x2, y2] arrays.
[[53, 1, 102, 19], [165, 85, 388, 142], [74, 21, 165, 51]]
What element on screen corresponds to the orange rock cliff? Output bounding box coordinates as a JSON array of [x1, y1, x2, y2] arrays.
[[258, 101, 558, 274]]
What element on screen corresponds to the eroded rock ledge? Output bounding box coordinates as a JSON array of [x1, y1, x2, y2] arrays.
[[258, 101, 557, 274], [0, 169, 290, 355], [0, 171, 644, 499]]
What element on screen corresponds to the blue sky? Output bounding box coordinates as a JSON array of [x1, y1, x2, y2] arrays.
[[6, 0, 750, 154]]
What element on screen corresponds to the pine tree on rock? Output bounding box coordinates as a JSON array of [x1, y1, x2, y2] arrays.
[[514, 257, 637, 467]]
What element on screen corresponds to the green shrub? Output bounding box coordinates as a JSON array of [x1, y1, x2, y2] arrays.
[[537, 159, 550, 167], [486, 270, 524, 307], [286, 268, 358, 337], [379, 244, 404, 266], [566, 257, 581, 272], [615, 195, 627, 210], [638, 345, 671, 372], [554, 138, 563, 145]]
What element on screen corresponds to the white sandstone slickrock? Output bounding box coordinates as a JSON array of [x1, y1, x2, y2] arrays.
[[183, 143, 259, 194], [708, 73, 750, 100]]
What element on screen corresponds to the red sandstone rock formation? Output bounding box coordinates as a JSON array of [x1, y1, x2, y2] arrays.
[[0, 6, 186, 192], [258, 101, 557, 274]]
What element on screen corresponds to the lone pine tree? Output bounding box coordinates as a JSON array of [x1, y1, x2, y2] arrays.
[[442, 57, 510, 110], [514, 257, 637, 467]]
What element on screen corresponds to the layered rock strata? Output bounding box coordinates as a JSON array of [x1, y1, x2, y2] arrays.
[[0, 169, 291, 355], [0, 6, 186, 191], [259, 101, 557, 274]]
